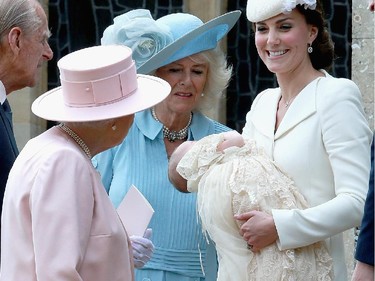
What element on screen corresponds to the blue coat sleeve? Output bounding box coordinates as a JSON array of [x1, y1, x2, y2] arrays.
[[355, 135, 374, 266]]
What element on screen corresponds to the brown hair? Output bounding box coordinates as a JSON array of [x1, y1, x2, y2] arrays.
[[296, 0, 335, 71]]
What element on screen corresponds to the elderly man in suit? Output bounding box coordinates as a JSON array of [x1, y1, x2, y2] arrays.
[[0, 0, 53, 248]]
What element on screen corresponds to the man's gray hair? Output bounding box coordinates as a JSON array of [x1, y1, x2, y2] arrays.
[[0, 0, 42, 39]]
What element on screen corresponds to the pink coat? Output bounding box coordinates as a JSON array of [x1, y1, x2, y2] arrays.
[[1, 127, 134, 280]]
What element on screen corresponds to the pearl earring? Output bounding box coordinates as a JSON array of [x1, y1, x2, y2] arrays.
[[201, 93, 205, 97], [112, 125, 117, 131], [307, 44, 313, 54]]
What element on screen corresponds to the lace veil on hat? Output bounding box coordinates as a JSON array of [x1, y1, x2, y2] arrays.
[[246, 0, 316, 22]]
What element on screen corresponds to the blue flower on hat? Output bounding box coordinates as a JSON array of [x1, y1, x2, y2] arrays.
[[101, 9, 173, 69]]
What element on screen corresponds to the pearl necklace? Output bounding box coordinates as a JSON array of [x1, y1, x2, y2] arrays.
[[58, 123, 92, 159], [151, 108, 192, 142]]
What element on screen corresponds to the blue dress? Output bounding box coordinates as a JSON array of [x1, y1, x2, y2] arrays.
[[93, 109, 231, 281]]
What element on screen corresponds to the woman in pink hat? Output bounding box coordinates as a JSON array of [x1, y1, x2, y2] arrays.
[[235, 0, 372, 280], [93, 9, 241, 281], [0, 45, 170, 280]]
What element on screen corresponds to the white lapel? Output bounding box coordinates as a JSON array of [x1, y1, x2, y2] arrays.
[[250, 88, 281, 139], [275, 77, 322, 139]]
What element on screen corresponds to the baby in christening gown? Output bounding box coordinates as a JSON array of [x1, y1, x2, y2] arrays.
[[168, 131, 333, 281]]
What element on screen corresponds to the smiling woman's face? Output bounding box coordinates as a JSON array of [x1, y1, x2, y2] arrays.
[[254, 9, 317, 75]]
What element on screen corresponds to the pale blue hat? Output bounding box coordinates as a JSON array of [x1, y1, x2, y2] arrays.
[[101, 9, 241, 74]]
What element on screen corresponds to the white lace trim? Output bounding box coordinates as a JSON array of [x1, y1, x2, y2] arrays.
[[177, 133, 334, 280], [282, 0, 317, 13]]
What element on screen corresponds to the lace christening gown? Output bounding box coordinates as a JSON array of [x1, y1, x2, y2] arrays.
[[177, 134, 333, 281]]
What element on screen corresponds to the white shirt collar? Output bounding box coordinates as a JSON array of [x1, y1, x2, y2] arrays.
[[0, 81, 7, 105]]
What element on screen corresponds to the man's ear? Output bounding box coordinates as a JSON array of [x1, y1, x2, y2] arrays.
[[7, 27, 22, 54]]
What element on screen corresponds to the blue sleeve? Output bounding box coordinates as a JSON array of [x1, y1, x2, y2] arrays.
[[355, 135, 374, 265], [213, 120, 232, 133]]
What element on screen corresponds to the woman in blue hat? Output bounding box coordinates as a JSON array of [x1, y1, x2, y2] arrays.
[[93, 9, 241, 281]]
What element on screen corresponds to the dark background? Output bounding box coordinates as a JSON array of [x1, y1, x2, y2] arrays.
[[48, 0, 352, 132]]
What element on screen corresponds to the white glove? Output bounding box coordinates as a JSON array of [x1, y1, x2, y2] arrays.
[[130, 228, 154, 268]]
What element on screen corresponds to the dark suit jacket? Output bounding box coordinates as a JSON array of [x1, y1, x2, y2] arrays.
[[0, 102, 19, 219], [355, 135, 374, 266]]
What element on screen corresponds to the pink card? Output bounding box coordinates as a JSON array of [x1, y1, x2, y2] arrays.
[[117, 185, 154, 236]]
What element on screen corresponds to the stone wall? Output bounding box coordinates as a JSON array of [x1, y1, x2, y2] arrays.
[[352, 0, 374, 130]]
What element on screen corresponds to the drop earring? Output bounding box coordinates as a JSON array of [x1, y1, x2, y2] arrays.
[[307, 43, 313, 54], [112, 124, 117, 131]]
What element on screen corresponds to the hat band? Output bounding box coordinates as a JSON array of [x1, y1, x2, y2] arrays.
[[61, 64, 138, 108]]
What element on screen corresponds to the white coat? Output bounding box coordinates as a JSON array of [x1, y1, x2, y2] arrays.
[[242, 71, 373, 281]]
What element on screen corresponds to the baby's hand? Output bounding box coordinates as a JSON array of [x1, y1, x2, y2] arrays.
[[218, 131, 245, 151]]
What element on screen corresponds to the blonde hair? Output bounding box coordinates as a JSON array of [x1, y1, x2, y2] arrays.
[[192, 46, 233, 112]]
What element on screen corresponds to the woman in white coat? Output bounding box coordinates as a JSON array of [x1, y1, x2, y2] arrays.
[[235, 0, 373, 280], [0, 45, 170, 280]]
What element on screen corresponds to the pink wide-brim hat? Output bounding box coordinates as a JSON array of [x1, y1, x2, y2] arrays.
[[32, 45, 170, 122]]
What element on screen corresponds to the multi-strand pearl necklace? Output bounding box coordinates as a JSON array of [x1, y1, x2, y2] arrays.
[[151, 108, 192, 142], [58, 123, 92, 159]]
